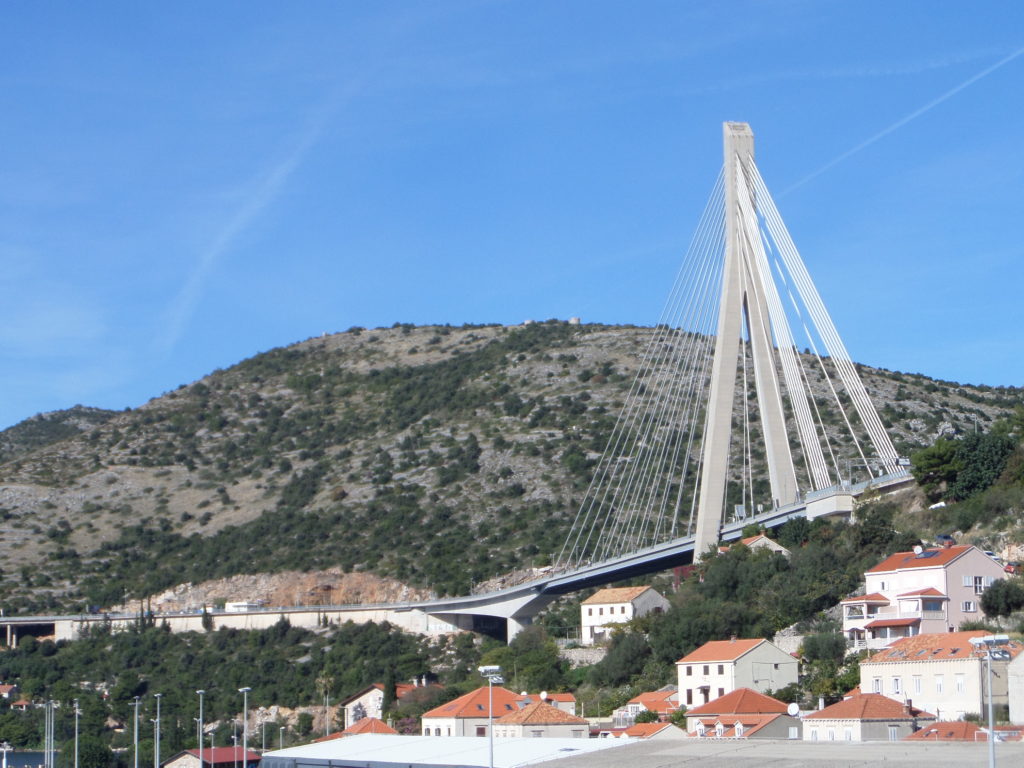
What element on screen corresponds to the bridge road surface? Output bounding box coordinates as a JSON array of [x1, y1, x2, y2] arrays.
[[535, 738, 1020, 767]]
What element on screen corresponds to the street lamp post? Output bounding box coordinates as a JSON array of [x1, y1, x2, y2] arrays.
[[196, 690, 205, 768], [238, 687, 251, 767], [970, 634, 1011, 768], [74, 699, 80, 768], [133, 696, 141, 768], [261, 721, 267, 752], [279, 727, 284, 750], [153, 693, 162, 768], [478, 666, 503, 768]]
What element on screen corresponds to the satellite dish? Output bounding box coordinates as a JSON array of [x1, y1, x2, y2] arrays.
[[540, 691, 548, 701], [787, 703, 799, 717], [913, 545, 923, 555]]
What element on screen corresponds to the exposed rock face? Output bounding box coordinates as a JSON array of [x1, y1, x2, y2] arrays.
[[130, 569, 433, 612]]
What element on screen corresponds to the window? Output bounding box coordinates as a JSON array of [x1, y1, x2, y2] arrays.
[[810, 728, 818, 741], [974, 576, 985, 595], [963, 575, 972, 587], [434, 728, 440, 736], [935, 675, 944, 693], [621, 606, 626, 614], [888, 726, 899, 741], [872, 677, 882, 693], [686, 666, 692, 676], [718, 688, 724, 698], [598, 607, 603, 616], [531, 730, 543, 738], [913, 676, 922, 694], [844, 728, 853, 741], [892, 677, 902, 695], [423, 728, 430, 736], [955, 674, 965, 694], [447, 728, 451, 736], [686, 689, 692, 705], [588, 608, 592, 616], [879, 581, 887, 590], [476, 726, 486, 737], [962, 601, 976, 613], [717, 665, 724, 675], [703, 665, 709, 675], [788, 727, 799, 740], [827, 728, 836, 741]]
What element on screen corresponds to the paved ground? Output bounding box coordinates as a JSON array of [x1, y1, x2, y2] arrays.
[[537, 738, 1021, 767]]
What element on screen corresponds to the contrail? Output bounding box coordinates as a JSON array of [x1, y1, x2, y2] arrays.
[[784, 46, 1024, 194]]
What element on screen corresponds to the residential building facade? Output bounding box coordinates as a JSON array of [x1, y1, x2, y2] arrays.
[[802, 693, 935, 742], [676, 638, 798, 708], [492, 701, 589, 739], [860, 631, 1024, 721], [842, 545, 1005, 649], [421, 686, 522, 737], [611, 688, 678, 727], [580, 586, 669, 645]]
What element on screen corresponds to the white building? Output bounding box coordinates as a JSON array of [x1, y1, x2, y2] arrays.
[[802, 693, 935, 742], [1010, 652, 1024, 725], [859, 630, 1023, 721], [842, 545, 1005, 650], [492, 700, 589, 739], [675, 638, 798, 708], [580, 586, 669, 646]]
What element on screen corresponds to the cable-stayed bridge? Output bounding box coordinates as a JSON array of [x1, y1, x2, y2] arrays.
[[0, 123, 914, 645]]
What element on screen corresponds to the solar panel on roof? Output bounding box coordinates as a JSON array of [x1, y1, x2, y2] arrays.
[[916, 550, 940, 558]]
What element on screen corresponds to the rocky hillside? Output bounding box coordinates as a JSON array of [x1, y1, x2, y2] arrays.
[[0, 321, 1019, 614]]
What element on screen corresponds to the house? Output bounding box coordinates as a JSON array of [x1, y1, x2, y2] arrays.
[[903, 720, 1024, 741], [1010, 652, 1024, 724], [684, 688, 798, 739], [339, 678, 433, 728], [161, 747, 261, 768], [421, 686, 522, 737], [622, 722, 686, 740], [313, 717, 398, 742], [10, 698, 30, 711], [675, 638, 798, 708], [842, 545, 1005, 649], [535, 692, 576, 716], [0, 684, 17, 700], [580, 586, 669, 645], [492, 700, 589, 739], [802, 693, 935, 742], [611, 688, 678, 727], [718, 534, 790, 557], [860, 631, 1024, 721]]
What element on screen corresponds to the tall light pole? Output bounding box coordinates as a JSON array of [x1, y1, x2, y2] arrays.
[[970, 634, 1011, 768], [478, 666, 503, 768], [73, 699, 80, 768], [196, 690, 205, 768], [133, 696, 141, 768], [153, 693, 162, 768], [278, 727, 284, 750], [238, 687, 251, 767], [261, 721, 267, 752]]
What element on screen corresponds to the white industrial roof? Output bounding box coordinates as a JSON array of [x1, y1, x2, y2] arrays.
[[261, 734, 629, 768]]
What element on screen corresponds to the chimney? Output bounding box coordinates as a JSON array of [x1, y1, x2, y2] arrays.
[[730, 635, 737, 643], [818, 696, 825, 712], [904, 699, 913, 715], [943, 538, 953, 549]]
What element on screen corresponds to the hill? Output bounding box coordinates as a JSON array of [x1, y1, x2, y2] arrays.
[[0, 321, 1020, 613]]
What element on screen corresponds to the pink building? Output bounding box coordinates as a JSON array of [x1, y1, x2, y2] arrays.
[[842, 545, 1005, 650]]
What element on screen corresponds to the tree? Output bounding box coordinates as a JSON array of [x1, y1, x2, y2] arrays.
[[633, 709, 659, 724], [911, 439, 960, 501], [295, 712, 313, 737], [981, 578, 1024, 617]]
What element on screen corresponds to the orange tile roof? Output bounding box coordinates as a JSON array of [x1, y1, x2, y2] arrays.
[[628, 690, 678, 714], [865, 631, 1024, 663], [677, 638, 765, 664], [494, 700, 587, 726], [804, 693, 934, 721], [624, 722, 679, 738], [904, 721, 983, 741], [897, 587, 947, 598], [685, 688, 788, 716], [537, 692, 575, 702], [866, 545, 972, 573], [422, 686, 521, 719], [342, 717, 398, 736], [844, 686, 861, 698], [864, 617, 920, 628], [840, 592, 889, 604], [582, 586, 653, 605], [690, 713, 786, 738]]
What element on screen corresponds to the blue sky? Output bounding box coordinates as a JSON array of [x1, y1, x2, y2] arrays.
[[2, 1, 1023, 430]]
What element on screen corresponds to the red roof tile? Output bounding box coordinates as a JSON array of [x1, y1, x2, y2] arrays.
[[866, 546, 972, 573], [342, 717, 398, 736], [839, 593, 889, 604], [185, 747, 261, 765], [624, 722, 679, 738], [677, 638, 766, 664], [582, 586, 653, 605], [685, 688, 787, 716], [494, 700, 587, 726], [689, 713, 786, 738], [422, 686, 521, 719], [864, 617, 920, 628], [804, 693, 934, 721], [627, 690, 678, 715], [865, 631, 1024, 663], [896, 587, 947, 598]]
